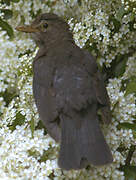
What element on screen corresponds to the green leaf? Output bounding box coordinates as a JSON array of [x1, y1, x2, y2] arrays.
[[116, 6, 126, 22], [38, 151, 48, 162], [122, 166, 136, 180], [109, 16, 121, 32], [0, 17, 14, 38], [28, 150, 39, 158], [35, 120, 47, 135], [1, 0, 10, 6], [133, 131, 136, 139], [77, 0, 81, 6], [125, 81, 136, 96], [39, 149, 56, 163], [118, 122, 136, 131], [11, 0, 20, 2], [1, 0, 20, 5], [130, 13, 135, 22], [0, 91, 17, 106], [8, 112, 25, 131], [114, 59, 127, 77], [30, 118, 35, 138], [0, 9, 13, 19]]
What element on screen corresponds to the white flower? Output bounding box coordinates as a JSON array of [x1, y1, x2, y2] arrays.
[[0, 0, 135, 179]]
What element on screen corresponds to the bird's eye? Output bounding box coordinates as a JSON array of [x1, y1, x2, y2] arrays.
[[43, 23, 48, 28]]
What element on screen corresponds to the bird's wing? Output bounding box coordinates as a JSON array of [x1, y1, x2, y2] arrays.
[[83, 50, 111, 124], [83, 51, 109, 105], [52, 57, 97, 113]]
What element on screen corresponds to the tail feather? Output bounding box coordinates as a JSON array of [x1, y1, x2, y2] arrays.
[[58, 106, 113, 170]]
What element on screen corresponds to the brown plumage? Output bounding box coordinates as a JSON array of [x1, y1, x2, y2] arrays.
[[16, 13, 113, 170]]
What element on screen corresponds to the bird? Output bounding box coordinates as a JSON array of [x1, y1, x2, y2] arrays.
[[16, 13, 113, 170]]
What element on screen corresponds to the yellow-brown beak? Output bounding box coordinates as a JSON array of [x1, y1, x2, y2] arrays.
[[15, 25, 39, 33]]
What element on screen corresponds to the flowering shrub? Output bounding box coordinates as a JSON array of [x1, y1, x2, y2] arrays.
[[0, 0, 135, 179]]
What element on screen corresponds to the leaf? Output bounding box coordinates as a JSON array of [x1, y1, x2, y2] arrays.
[[38, 151, 48, 162], [109, 16, 121, 32], [114, 59, 127, 77], [8, 112, 25, 131], [125, 81, 136, 96], [0, 91, 17, 106], [11, 0, 20, 2], [28, 150, 39, 158], [77, 0, 81, 6], [0, 9, 13, 19], [1, 0, 20, 6], [1, 0, 10, 5], [122, 166, 136, 180], [35, 120, 47, 135], [133, 131, 136, 139], [116, 6, 126, 22], [3, 0, 20, 3], [130, 13, 135, 22], [30, 118, 35, 138], [118, 122, 136, 131], [0, 17, 14, 38]]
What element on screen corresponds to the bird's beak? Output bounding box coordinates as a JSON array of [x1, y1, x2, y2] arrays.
[[15, 25, 39, 33]]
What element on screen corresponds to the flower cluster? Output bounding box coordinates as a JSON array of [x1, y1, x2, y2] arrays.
[[0, 0, 135, 179]]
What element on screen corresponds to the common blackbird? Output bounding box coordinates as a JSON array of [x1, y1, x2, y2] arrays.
[[16, 13, 113, 170]]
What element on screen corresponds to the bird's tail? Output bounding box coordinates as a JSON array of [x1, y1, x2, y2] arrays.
[[58, 106, 113, 170]]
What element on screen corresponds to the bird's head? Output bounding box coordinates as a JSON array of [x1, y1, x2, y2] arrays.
[[16, 13, 73, 47]]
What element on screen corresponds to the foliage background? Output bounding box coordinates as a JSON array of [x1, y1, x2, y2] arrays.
[[0, 0, 136, 179]]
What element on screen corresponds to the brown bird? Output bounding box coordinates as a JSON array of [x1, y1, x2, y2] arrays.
[[16, 13, 113, 170]]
